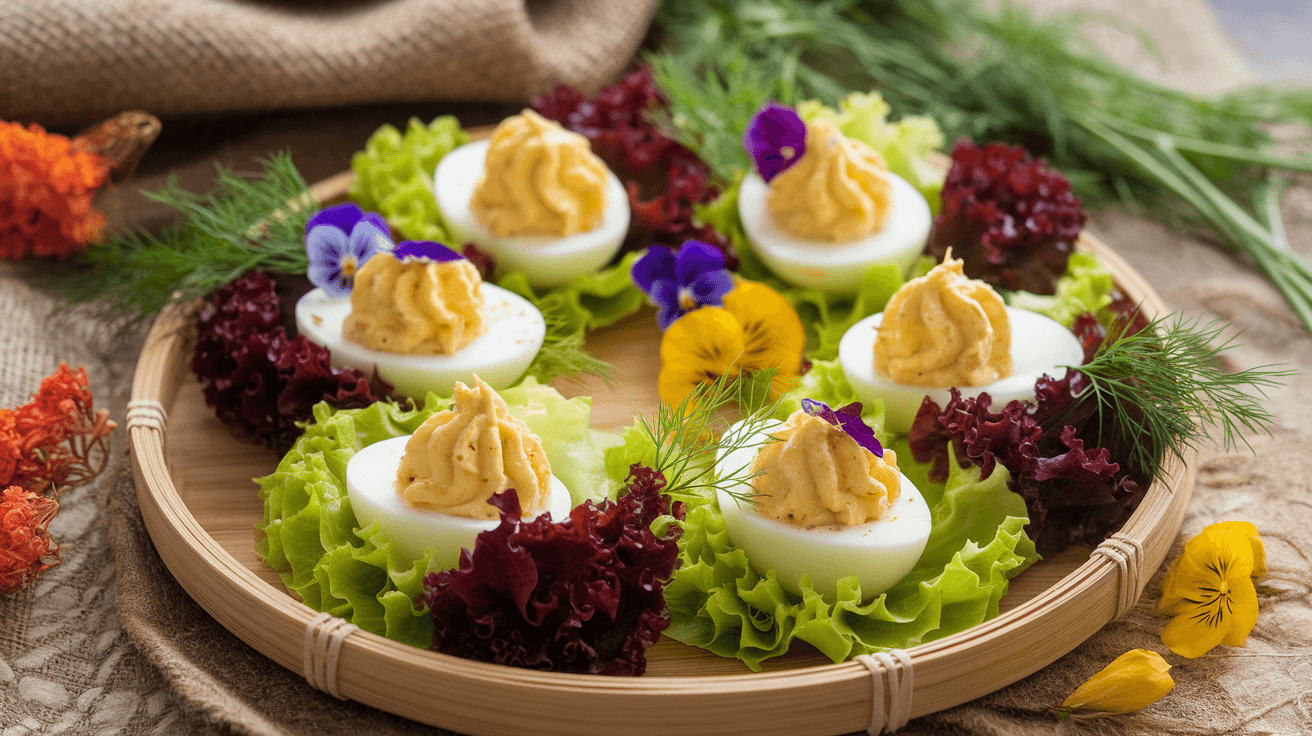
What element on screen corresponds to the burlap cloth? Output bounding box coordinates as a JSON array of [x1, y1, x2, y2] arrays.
[[0, 0, 659, 127], [2, 1, 1310, 734]]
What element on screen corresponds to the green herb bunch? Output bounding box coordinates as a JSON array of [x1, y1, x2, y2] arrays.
[[48, 153, 314, 320], [651, 0, 1312, 329]]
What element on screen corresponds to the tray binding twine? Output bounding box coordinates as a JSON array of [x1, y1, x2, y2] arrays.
[[1090, 531, 1145, 619], [854, 649, 913, 734], [304, 612, 359, 699], [125, 399, 168, 433]]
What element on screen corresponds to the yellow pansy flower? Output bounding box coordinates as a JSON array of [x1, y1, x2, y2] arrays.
[[657, 279, 805, 405], [723, 279, 806, 393], [1056, 649, 1173, 719], [1157, 521, 1265, 659], [658, 307, 745, 405]]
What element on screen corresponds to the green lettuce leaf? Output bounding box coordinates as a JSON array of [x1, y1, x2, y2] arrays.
[[798, 92, 948, 213], [349, 116, 469, 243], [256, 382, 613, 646], [1006, 251, 1115, 327], [498, 251, 647, 383], [696, 181, 905, 360], [661, 448, 1037, 670]]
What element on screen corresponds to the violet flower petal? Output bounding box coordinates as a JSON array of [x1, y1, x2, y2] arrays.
[[360, 212, 390, 237], [649, 280, 682, 329], [347, 221, 389, 263], [801, 398, 884, 457], [306, 225, 354, 297], [394, 240, 463, 262], [674, 240, 726, 287], [686, 269, 734, 307], [632, 246, 677, 294], [306, 202, 366, 234], [744, 103, 807, 183]]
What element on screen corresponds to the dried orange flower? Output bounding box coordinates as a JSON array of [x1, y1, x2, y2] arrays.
[[0, 485, 61, 594], [0, 121, 109, 259]]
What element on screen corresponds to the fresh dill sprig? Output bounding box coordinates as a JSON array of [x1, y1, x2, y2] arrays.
[[44, 153, 314, 320], [635, 370, 783, 506], [1073, 316, 1291, 480], [523, 316, 616, 384]]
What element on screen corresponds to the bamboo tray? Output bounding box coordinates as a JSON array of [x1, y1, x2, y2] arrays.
[[128, 169, 1194, 735]]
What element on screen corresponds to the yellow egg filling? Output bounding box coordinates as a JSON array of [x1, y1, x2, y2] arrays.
[[873, 255, 1014, 387], [767, 117, 894, 242], [470, 109, 609, 238], [750, 411, 900, 529], [343, 252, 486, 355], [396, 376, 552, 520]]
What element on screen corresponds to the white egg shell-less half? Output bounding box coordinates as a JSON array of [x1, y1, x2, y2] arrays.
[[839, 306, 1086, 435], [295, 284, 545, 400], [715, 421, 932, 600], [434, 139, 630, 288], [346, 436, 574, 569], [737, 170, 932, 293]]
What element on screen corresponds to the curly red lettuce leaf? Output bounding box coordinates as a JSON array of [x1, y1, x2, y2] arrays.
[[910, 382, 1144, 556], [422, 465, 684, 675], [191, 270, 384, 452], [927, 141, 1086, 295]]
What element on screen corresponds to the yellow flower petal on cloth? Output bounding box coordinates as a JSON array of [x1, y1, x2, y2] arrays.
[[722, 279, 805, 394], [658, 307, 745, 405], [1156, 521, 1264, 659], [1056, 649, 1173, 719]]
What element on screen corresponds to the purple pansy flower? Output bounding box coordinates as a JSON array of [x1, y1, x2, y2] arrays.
[[631, 240, 735, 330], [394, 240, 464, 263], [800, 398, 884, 458], [744, 102, 807, 182], [305, 203, 392, 298]]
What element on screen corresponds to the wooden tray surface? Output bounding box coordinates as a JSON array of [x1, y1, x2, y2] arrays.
[[129, 175, 1194, 735]]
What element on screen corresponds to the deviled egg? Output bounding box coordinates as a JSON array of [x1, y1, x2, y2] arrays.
[[738, 112, 932, 293], [715, 405, 932, 599], [434, 110, 630, 288], [345, 376, 573, 568], [839, 256, 1084, 433], [297, 240, 545, 399]]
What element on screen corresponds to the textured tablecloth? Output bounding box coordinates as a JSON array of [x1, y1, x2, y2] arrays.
[[2, 1, 1311, 734]]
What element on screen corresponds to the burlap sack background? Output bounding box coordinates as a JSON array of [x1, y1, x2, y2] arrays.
[[2, 0, 1310, 734], [0, 0, 659, 127]]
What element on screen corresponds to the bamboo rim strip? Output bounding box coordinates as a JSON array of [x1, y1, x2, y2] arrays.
[[128, 191, 1193, 735]]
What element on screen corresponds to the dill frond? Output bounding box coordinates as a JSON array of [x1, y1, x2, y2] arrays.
[[44, 153, 313, 320], [635, 370, 783, 506], [1073, 316, 1291, 480]]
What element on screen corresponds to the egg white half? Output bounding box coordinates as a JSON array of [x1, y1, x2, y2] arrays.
[[434, 139, 630, 288], [715, 421, 932, 600], [737, 170, 932, 293], [838, 306, 1086, 434], [346, 435, 574, 569], [295, 283, 545, 400]]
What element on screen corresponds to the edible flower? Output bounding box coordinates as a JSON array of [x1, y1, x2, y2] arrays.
[[744, 102, 806, 182], [1055, 649, 1173, 719], [800, 399, 883, 458], [632, 240, 735, 329], [657, 278, 805, 404], [393, 240, 463, 263], [1157, 521, 1265, 659], [305, 203, 392, 297]]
